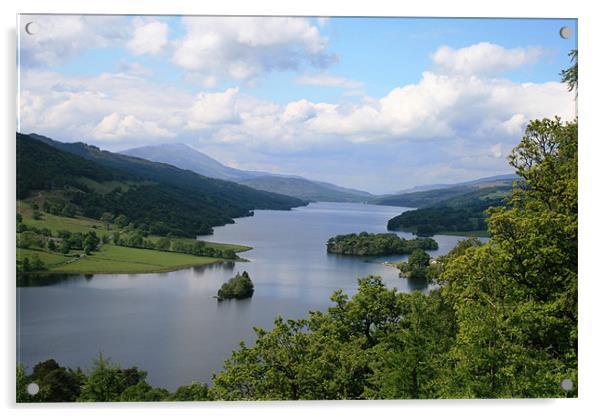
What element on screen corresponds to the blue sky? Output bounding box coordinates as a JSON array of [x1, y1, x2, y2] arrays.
[[18, 15, 577, 193]]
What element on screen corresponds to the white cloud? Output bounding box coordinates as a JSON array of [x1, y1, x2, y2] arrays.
[[19, 67, 575, 155], [489, 143, 503, 158], [187, 88, 241, 129], [126, 19, 168, 55], [171, 17, 335, 82], [431, 42, 544, 76], [93, 112, 175, 140], [18, 70, 189, 144], [18, 15, 128, 66]]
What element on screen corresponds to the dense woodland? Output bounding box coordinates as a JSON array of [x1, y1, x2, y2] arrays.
[[326, 232, 438, 256], [17, 134, 305, 237], [17, 52, 578, 401], [386, 187, 511, 236]]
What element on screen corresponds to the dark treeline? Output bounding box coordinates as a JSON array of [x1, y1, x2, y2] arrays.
[[326, 232, 438, 256], [113, 231, 237, 260]]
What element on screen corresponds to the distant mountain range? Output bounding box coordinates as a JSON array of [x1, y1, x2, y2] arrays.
[[394, 174, 519, 194], [122, 143, 373, 203], [373, 174, 517, 208]]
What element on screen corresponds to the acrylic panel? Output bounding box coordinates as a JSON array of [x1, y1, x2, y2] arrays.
[[16, 14, 578, 402]]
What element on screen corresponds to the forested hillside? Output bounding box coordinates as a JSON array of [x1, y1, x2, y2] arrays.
[[387, 186, 511, 236], [17, 133, 305, 237]]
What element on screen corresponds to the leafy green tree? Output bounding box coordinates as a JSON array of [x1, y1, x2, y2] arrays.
[[436, 115, 577, 398], [156, 236, 171, 251], [398, 249, 431, 280], [16, 213, 22, 223], [32, 210, 43, 220], [31, 254, 45, 271], [60, 240, 71, 254], [78, 354, 149, 402], [560, 49, 577, 93], [100, 212, 114, 230], [170, 381, 211, 401], [217, 271, 254, 300], [21, 257, 31, 272], [114, 214, 128, 229], [61, 204, 76, 218], [119, 381, 169, 402], [365, 290, 455, 399], [22, 359, 84, 402], [223, 249, 236, 259], [18, 231, 45, 249], [16, 365, 28, 402]]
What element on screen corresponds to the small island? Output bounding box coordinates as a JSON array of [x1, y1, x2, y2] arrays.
[[326, 232, 438, 256], [216, 271, 254, 301]]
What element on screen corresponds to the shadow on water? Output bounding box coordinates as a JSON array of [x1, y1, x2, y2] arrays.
[[17, 273, 85, 287], [193, 260, 236, 274], [406, 276, 429, 292]]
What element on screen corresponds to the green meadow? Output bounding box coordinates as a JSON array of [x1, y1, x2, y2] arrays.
[[17, 201, 251, 275]]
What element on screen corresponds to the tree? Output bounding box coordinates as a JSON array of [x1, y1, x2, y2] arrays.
[[398, 249, 431, 280], [16, 365, 28, 402], [16, 213, 22, 223], [31, 254, 45, 271], [78, 353, 149, 402], [560, 49, 578, 94], [223, 249, 236, 259], [32, 210, 43, 220], [22, 359, 84, 402], [47, 240, 56, 252], [61, 204, 76, 218], [170, 381, 211, 401], [114, 214, 128, 229], [217, 271, 254, 300], [17, 231, 44, 249], [156, 236, 171, 251], [365, 290, 455, 399], [100, 212, 114, 230], [436, 116, 577, 397], [60, 240, 71, 254]]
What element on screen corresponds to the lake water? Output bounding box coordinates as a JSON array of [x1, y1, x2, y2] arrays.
[[17, 202, 477, 390]]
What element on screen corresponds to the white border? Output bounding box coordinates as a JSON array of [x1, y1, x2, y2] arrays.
[[2, 1, 600, 416]]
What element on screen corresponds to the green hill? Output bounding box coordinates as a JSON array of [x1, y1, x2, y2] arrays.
[[238, 175, 372, 202], [17, 133, 306, 237], [386, 186, 512, 236]]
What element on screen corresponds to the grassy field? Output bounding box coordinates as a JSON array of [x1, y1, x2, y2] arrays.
[[16, 248, 74, 268], [17, 200, 252, 275], [18, 244, 226, 274], [52, 244, 227, 274]]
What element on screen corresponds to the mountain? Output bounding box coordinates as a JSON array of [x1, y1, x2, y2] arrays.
[[122, 143, 374, 202], [394, 174, 518, 194], [372, 174, 517, 208], [238, 176, 372, 203], [120, 143, 266, 181], [19, 133, 306, 237]]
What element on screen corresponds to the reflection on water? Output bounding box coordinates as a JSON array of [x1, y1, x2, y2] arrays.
[[17, 202, 483, 390]]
